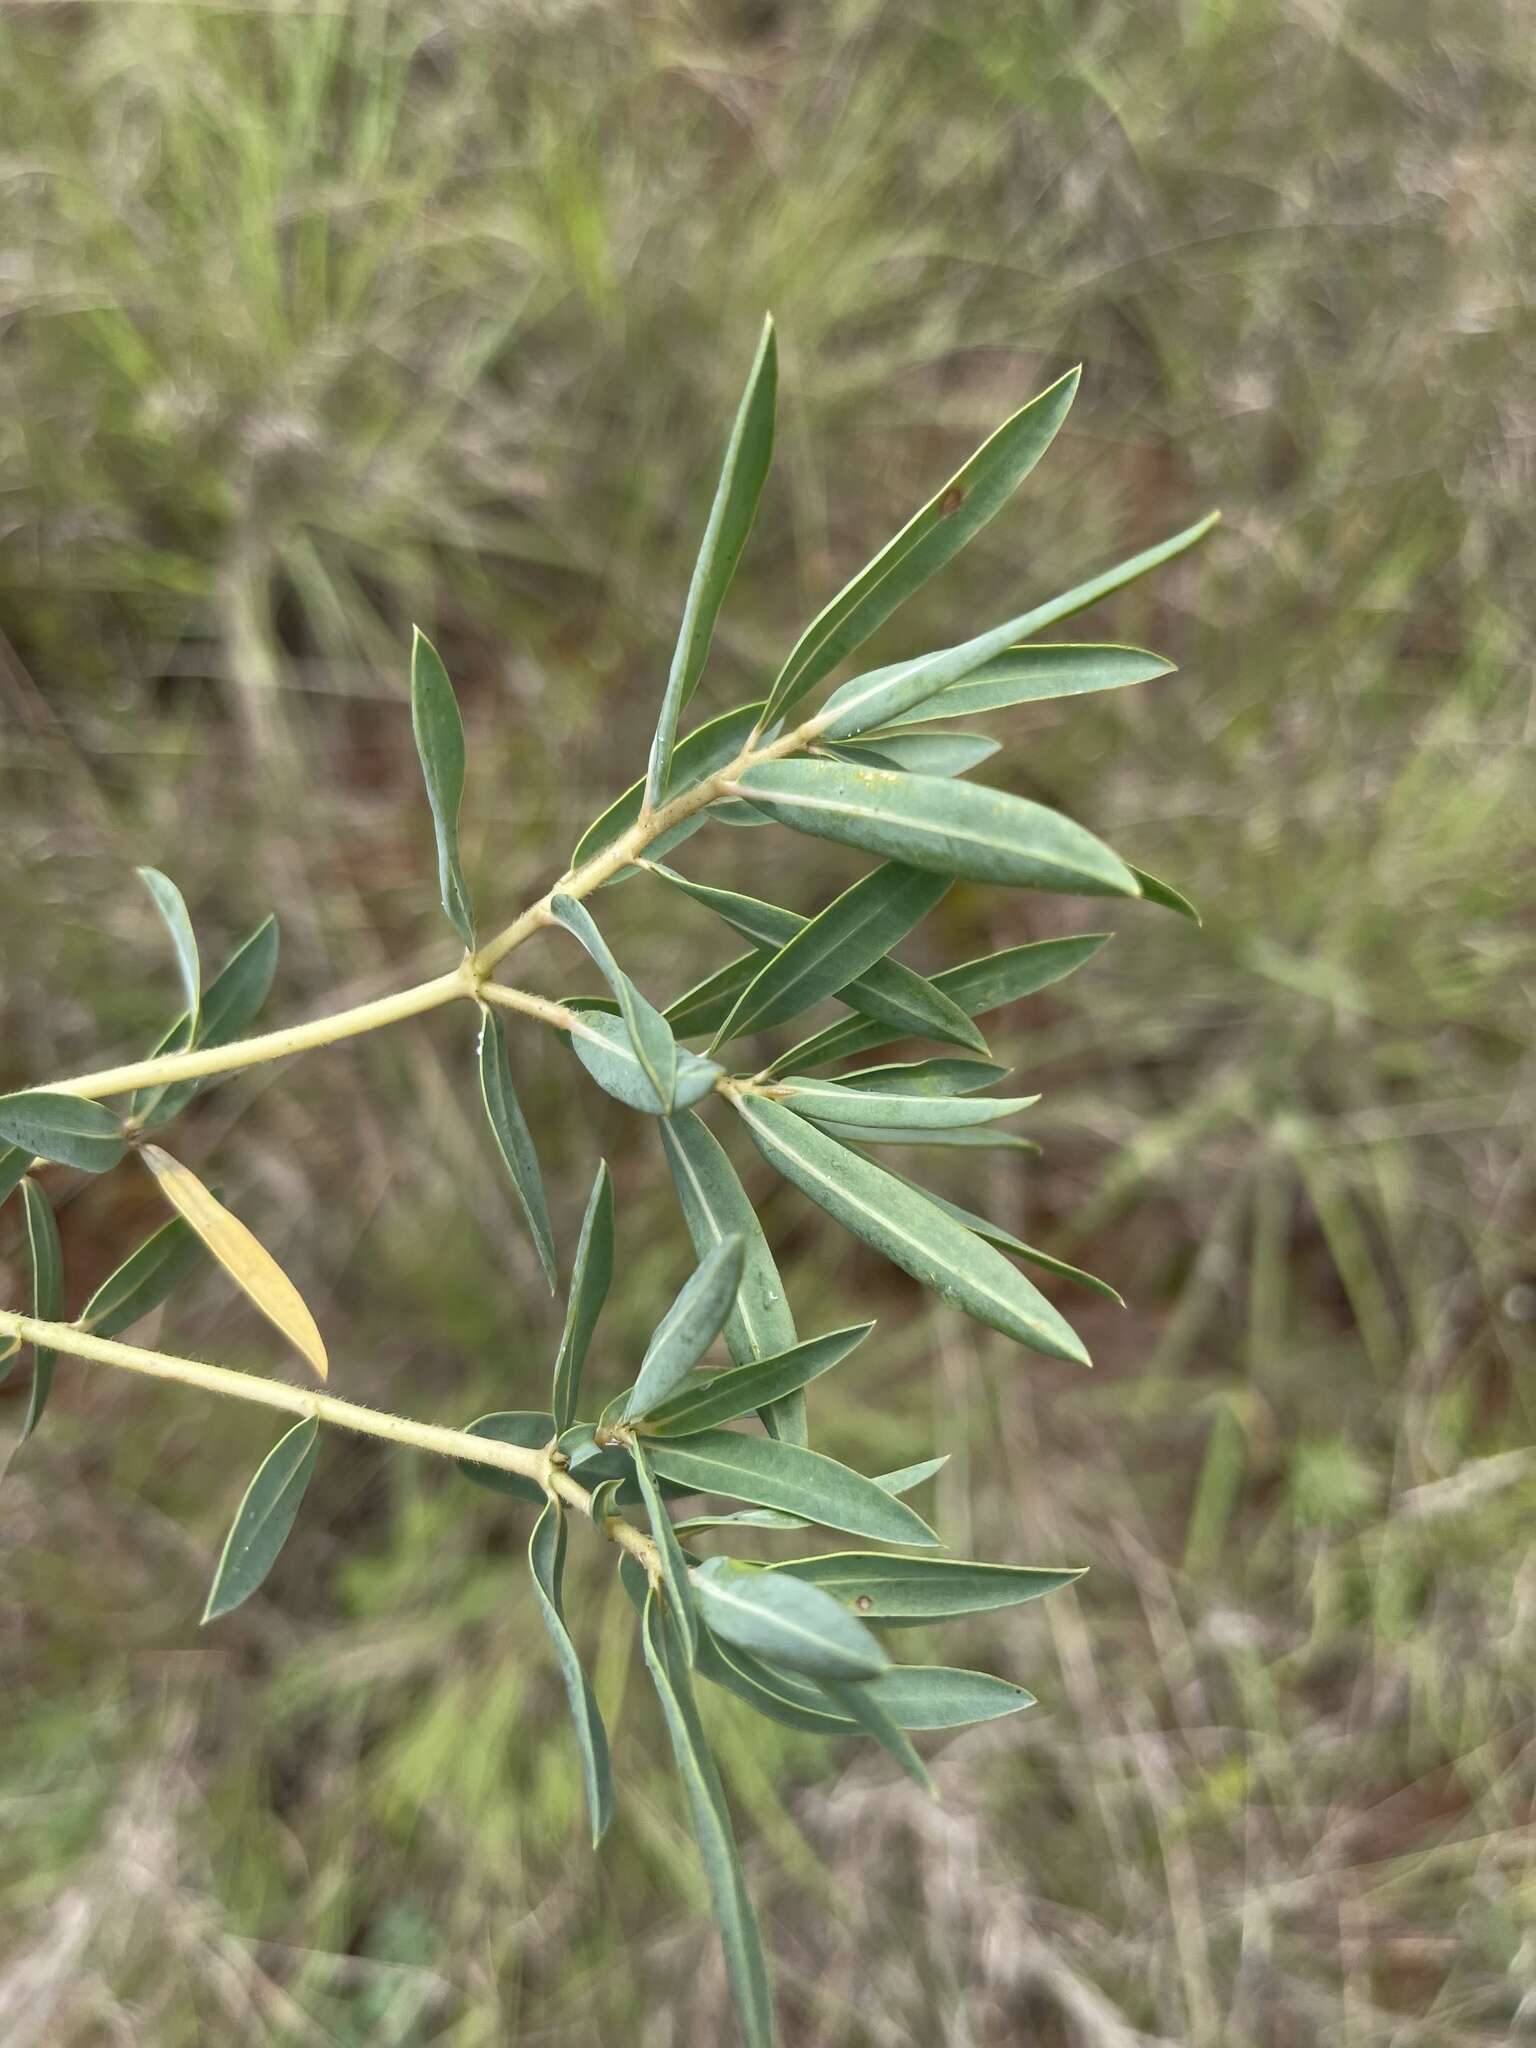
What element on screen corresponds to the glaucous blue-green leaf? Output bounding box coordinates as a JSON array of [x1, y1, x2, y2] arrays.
[[736, 1093, 1086, 1363], [673, 1454, 946, 1534], [550, 893, 679, 1111], [776, 1077, 1038, 1130], [622, 1235, 746, 1421], [528, 1499, 615, 1846], [453, 1410, 552, 1503], [842, 1126, 1040, 1153], [632, 1439, 700, 1663], [409, 628, 475, 946], [1128, 864, 1202, 924], [201, 1417, 319, 1623], [477, 1007, 558, 1293], [644, 1430, 938, 1546], [664, 952, 763, 1038], [571, 702, 763, 868], [140, 914, 280, 1126], [697, 1628, 1035, 1735], [827, 731, 999, 776], [834, 1058, 1010, 1096], [637, 1323, 872, 1438], [0, 1092, 127, 1174], [646, 317, 777, 806], [562, 1008, 723, 1114], [710, 863, 950, 1051], [659, 1109, 803, 1443], [884, 1171, 1124, 1305], [640, 1590, 774, 2048], [651, 864, 986, 1053], [19, 1177, 62, 1441], [729, 760, 1140, 899], [766, 1552, 1084, 1624], [136, 866, 201, 1037], [552, 1161, 613, 1431], [76, 1214, 206, 1338], [763, 366, 1081, 724], [892, 642, 1175, 723], [692, 1556, 888, 1681], [771, 931, 1109, 1074], [0, 1145, 28, 1208], [817, 1676, 932, 1792]]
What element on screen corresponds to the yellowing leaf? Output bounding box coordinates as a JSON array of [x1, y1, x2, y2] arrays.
[[139, 1144, 328, 1380]]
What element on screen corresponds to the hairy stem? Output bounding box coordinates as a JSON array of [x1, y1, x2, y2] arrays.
[[0, 1312, 660, 1571]]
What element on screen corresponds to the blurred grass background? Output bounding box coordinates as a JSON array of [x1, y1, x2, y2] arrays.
[[1, 2, 1532, 2042]]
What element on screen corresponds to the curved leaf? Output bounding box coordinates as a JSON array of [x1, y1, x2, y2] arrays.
[[1128, 864, 1202, 924], [643, 1430, 938, 1546], [477, 1007, 558, 1292], [19, 1176, 62, 1441], [816, 1676, 932, 1792], [766, 1552, 1084, 1624], [776, 1077, 1038, 1130], [136, 867, 200, 1036], [139, 915, 280, 1126], [77, 1214, 206, 1338], [884, 1171, 1124, 1305], [893, 642, 1175, 723], [409, 628, 474, 946], [562, 1008, 723, 1114], [201, 1417, 319, 1622], [638, 1323, 872, 1439], [664, 952, 763, 1039], [571, 702, 763, 869], [622, 1235, 746, 1421], [528, 1499, 615, 1846], [552, 1161, 613, 1430], [692, 1556, 888, 1681], [833, 1058, 1010, 1096], [696, 1628, 1035, 1735], [633, 1440, 700, 1663], [827, 731, 999, 776], [550, 893, 679, 1111], [0, 1092, 126, 1174]]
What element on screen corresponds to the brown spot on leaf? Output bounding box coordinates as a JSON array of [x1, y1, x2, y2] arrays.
[[938, 486, 966, 516], [856, 1595, 874, 1612]]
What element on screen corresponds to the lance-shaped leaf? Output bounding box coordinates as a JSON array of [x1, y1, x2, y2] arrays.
[[736, 1094, 1086, 1364], [139, 914, 280, 1126], [692, 1556, 888, 1681], [19, 1177, 62, 1440], [646, 317, 777, 806], [834, 1057, 1011, 1096], [842, 1126, 1039, 1154], [659, 1109, 803, 1443], [640, 1590, 775, 2048], [477, 1008, 558, 1293], [665, 952, 763, 1039], [571, 702, 763, 869], [766, 1552, 1085, 1624], [140, 1145, 328, 1379], [776, 1077, 1038, 1130], [695, 1627, 1034, 1736], [622, 1236, 746, 1421], [409, 628, 475, 946], [770, 931, 1109, 1074], [763, 366, 1081, 724], [644, 1430, 938, 1546], [891, 641, 1175, 723], [884, 1170, 1124, 1305], [0, 1092, 127, 1175], [201, 1417, 319, 1623], [651, 865, 985, 1052], [136, 867, 200, 1038], [710, 863, 950, 1051], [528, 1499, 615, 1846], [817, 1676, 932, 1793], [1128, 864, 1202, 924], [638, 1323, 872, 1439], [633, 1440, 700, 1663], [562, 1007, 723, 1114], [551, 1162, 613, 1431], [673, 1453, 945, 1535], [728, 760, 1140, 899], [550, 894, 679, 1111], [455, 1410, 553, 1504], [827, 731, 999, 776], [77, 1214, 206, 1338], [1, 1144, 28, 1208]]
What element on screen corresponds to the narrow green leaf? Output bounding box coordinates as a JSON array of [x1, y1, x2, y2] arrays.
[[766, 1552, 1084, 1624], [729, 760, 1140, 898], [646, 317, 777, 806], [622, 1236, 746, 1421], [1128, 864, 1202, 924], [561, 1008, 723, 1114], [571, 702, 763, 869], [764, 366, 1081, 724], [696, 1628, 1034, 1735], [770, 931, 1109, 1074], [409, 628, 475, 946], [834, 1058, 1010, 1096], [140, 914, 280, 1126], [0, 1145, 29, 1208], [673, 1456, 945, 1535], [659, 1110, 803, 1444], [693, 1556, 888, 1680], [665, 952, 762, 1038], [827, 731, 999, 776], [644, 1430, 939, 1546], [710, 863, 950, 1051], [550, 893, 679, 1111], [890, 642, 1175, 723], [19, 1177, 62, 1441], [736, 1093, 1086, 1364], [640, 1590, 776, 2048], [651, 864, 986, 1053], [843, 1126, 1040, 1153], [528, 1499, 615, 1846], [777, 1077, 1038, 1130], [884, 1172, 1124, 1304], [639, 1323, 872, 1438], [76, 1215, 206, 1338], [551, 1162, 614, 1431], [817, 1677, 933, 1792], [0, 1092, 127, 1174], [633, 1441, 699, 1662], [453, 1410, 552, 1504], [136, 866, 201, 1038], [477, 1007, 558, 1292], [201, 1418, 319, 1622]]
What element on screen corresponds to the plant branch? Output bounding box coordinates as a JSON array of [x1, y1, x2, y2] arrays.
[[0, 1312, 660, 1571]]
